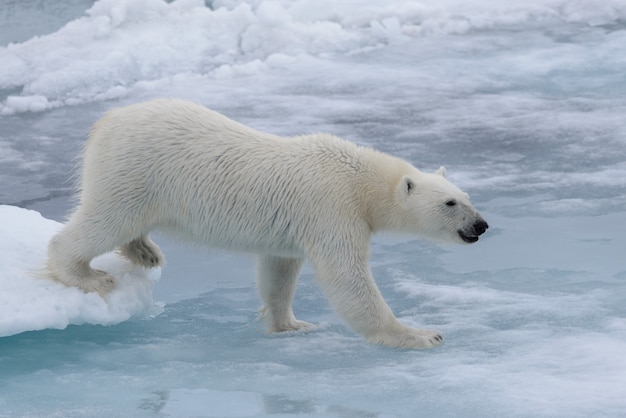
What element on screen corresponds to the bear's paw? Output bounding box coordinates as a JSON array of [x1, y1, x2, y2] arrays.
[[368, 326, 443, 349], [75, 269, 116, 296]]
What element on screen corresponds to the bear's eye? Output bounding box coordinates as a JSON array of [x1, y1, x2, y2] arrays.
[[445, 200, 457, 207]]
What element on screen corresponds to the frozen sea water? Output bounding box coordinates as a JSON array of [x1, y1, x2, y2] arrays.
[[1, 0, 626, 417]]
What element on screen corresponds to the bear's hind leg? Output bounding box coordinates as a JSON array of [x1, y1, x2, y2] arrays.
[[47, 207, 142, 295], [257, 255, 315, 333], [48, 220, 117, 295], [120, 235, 164, 268]]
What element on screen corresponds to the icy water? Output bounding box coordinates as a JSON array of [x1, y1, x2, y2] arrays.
[[1, 1, 626, 417]]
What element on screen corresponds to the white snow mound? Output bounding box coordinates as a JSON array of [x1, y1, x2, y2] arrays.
[[0, 204, 162, 337]]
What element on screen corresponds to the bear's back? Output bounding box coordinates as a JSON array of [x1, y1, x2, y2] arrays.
[[85, 99, 378, 184]]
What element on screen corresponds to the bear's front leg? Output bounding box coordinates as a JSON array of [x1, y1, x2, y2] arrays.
[[257, 255, 316, 332], [313, 254, 442, 349]]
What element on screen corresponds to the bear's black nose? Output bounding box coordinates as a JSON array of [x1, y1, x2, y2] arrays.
[[473, 220, 489, 235]]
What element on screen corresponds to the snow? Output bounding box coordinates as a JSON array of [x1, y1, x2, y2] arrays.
[[1, 0, 626, 417], [0, 205, 161, 337]]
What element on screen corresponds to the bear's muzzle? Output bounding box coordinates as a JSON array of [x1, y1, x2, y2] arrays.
[[458, 219, 489, 243]]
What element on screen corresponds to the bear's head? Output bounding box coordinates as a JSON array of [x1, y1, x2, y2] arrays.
[[392, 166, 488, 244]]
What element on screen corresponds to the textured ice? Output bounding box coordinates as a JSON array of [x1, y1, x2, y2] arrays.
[[2, 0, 626, 115], [1, 0, 626, 417]]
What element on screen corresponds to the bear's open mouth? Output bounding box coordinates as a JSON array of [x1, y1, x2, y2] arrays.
[[458, 230, 479, 243]]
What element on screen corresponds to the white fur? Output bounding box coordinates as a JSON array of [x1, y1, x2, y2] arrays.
[[47, 99, 487, 349]]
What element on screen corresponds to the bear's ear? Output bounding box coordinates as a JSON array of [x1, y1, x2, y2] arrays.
[[435, 166, 447, 178], [402, 176, 415, 195]]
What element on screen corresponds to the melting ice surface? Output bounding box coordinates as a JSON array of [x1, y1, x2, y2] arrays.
[[1, 0, 626, 417]]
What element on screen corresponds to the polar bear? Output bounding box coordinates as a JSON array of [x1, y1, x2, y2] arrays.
[[47, 99, 488, 349]]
